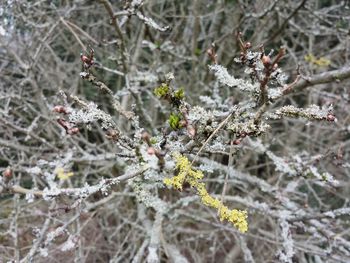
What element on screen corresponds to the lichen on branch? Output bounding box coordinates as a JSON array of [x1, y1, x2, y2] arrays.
[[164, 153, 248, 233]]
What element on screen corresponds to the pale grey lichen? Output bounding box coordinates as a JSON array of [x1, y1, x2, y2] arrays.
[[228, 119, 270, 136], [274, 104, 332, 120], [69, 102, 115, 129], [209, 64, 258, 92], [277, 218, 294, 263], [308, 166, 339, 186]]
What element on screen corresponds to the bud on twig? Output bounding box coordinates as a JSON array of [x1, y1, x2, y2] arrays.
[[3, 168, 12, 178], [53, 105, 68, 114]]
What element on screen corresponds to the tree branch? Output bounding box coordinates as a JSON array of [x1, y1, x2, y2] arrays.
[[283, 65, 350, 94]]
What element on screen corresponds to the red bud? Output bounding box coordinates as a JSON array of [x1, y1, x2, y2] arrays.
[[68, 127, 79, 135], [326, 114, 336, 122], [147, 147, 156, 155], [262, 55, 271, 66], [244, 42, 252, 49], [3, 168, 12, 178], [53, 105, 68, 114], [81, 55, 90, 63]]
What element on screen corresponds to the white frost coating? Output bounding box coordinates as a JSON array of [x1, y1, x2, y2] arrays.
[[209, 64, 257, 92]]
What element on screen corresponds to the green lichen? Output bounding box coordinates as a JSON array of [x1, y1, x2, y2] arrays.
[[169, 113, 183, 130], [173, 88, 185, 100], [154, 83, 169, 98], [194, 48, 201, 56], [150, 137, 157, 145]]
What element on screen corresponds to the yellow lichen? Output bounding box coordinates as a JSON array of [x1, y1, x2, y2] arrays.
[[56, 167, 74, 180], [304, 54, 330, 67], [164, 153, 248, 233]]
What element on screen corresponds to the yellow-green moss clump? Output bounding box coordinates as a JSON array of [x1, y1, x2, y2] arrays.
[[164, 153, 248, 233]]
